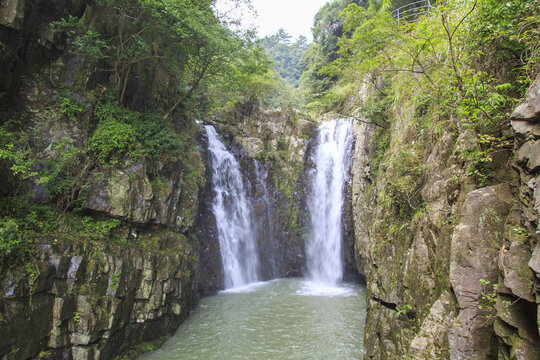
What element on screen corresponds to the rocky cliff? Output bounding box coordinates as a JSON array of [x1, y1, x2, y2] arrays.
[[0, 76, 205, 359], [350, 78, 540, 359], [1, 233, 198, 360], [0, 1, 208, 359]]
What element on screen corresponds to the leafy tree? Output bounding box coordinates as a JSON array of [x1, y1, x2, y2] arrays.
[[299, 0, 363, 97], [57, 0, 248, 120], [262, 29, 308, 87], [319, 0, 539, 130], [207, 38, 281, 116]]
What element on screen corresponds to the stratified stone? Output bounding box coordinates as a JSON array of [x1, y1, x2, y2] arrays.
[[502, 242, 535, 302], [515, 140, 540, 172], [449, 184, 513, 360], [410, 291, 456, 359]]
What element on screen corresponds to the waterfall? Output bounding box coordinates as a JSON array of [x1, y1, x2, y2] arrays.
[[205, 125, 260, 288], [305, 119, 353, 286]]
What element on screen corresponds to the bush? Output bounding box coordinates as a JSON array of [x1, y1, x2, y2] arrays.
[[0, 219, 25, 258], [131, 113, 184, 161], [90, 102, 184, 164], [89, 119, 134, 165]]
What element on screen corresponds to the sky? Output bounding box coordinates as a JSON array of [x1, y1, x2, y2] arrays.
[[215, 0, 331, 42]]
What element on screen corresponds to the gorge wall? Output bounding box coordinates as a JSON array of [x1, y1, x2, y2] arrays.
[[350, 79, 540, 359], [0, 1, 204, 358], [0, 74, 206, 360]]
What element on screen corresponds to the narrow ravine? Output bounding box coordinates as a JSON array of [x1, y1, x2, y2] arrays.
[[139, 120, 364, 359]]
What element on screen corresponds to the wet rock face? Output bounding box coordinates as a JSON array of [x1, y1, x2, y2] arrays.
[[352, 76, 540, 360], [448, 184, 513, 360], [196, 110, 317, 289], [0, 236, 198, 360], [85, 156, 204, 232]]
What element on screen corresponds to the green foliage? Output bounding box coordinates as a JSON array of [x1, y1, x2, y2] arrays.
[[311, 83, 356, 113], [71, 29, 113, 66], [80, 216, 121, 241], [72, 312, 81, 325], [370, 127, 390, 174], [277, 136, 287, 150], [478, 278, 498, 317], [52, 0, 274, 118], [0, 219, 25, 259], [510, 226, 528, 244], [321, 0, 538, 130], [396, 303, 413, 317], [207, 40, 282, 115], [39, 138, 88, 208], [460, 134, 512, 186], [131, 114, 184, 161], [110, 272, 122, 289], [262, 30, 308, 87], [89, 101, 185, 165], [0, 197, 60, 271], [469, 0, 540, 83], [58, 95, 85, 122], [89, 118, 134, 165], [0, 125, 38, 190], [383, 147, 425, 219], [300, 0, 363, 101], [0, 194, 126, 274]]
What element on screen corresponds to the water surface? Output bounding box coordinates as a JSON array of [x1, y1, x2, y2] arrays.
[[139, 278, 366, 360]]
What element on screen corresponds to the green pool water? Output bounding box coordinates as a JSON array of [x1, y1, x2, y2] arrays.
[[139, 278, 366, 360]]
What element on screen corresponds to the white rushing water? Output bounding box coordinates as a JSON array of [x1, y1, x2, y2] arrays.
[[305, 119, 354, 287], [205, 125, 260, 288]]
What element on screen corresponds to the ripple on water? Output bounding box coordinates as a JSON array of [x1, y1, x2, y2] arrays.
[[139, 278, 366, 360]]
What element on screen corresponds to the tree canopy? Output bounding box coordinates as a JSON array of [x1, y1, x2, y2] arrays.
[[262, 29, 308, 87]]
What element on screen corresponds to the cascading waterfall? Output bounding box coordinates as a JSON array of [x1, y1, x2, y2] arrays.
[[205, 125, 260, 288], [305, 119, 354, 286]]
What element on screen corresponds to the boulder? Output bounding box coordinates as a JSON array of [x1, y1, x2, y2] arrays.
[[511, 78, 540, 123], [501, 242, 535, 302], [0, 0, 27, 29], [515, 140, 540, 172]]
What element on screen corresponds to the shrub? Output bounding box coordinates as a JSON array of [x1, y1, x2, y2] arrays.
[[89, 119, 134, 165], [0, 219, 24, 258]]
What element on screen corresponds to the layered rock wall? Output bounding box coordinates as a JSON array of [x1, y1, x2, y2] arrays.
[[1, 235, 197, 360], [0, 2, 207, 358], [351, 78, 540, 359]]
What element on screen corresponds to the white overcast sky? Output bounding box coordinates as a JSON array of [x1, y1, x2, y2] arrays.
[[215, 0, 331, 42]]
